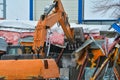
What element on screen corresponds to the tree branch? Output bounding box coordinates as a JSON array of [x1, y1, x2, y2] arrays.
[[92, 0, 120, 18]]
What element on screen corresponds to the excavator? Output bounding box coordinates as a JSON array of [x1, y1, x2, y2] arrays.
[[3, 0, 119, 79], [0, 0, 83, 79]]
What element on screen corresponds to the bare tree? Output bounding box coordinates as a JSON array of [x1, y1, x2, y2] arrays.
[[92, 0, 120, 18]]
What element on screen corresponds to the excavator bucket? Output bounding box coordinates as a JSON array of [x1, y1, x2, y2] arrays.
[[0, 59, 59, 79]]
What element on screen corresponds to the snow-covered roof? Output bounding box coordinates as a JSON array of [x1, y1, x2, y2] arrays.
[[0, 20, 37, 32], [70, 23, 111, 33], [0, 20, 111, 33]]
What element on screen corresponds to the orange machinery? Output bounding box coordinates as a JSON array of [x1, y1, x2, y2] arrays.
[[33, 0, 74, 56], [0, 0, 75, 79]]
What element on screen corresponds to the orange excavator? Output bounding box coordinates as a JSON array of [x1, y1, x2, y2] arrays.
[[32, 0, 74, 57], [0, 0, 75, 79]]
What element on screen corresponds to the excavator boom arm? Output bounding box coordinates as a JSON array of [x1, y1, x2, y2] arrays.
[[33, 0, 74, 56]]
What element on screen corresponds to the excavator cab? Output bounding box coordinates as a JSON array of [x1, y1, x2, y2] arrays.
[[1, 46, 35, 60], [7, 46, 32, 55]]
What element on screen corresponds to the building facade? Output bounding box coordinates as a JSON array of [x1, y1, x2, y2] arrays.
[[3, 0, 118, 24]]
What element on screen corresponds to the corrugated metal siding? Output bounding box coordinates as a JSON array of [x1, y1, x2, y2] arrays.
[[34, 0, 78, 23]]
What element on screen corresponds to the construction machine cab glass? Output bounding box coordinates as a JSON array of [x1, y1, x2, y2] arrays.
[[7, 46, 32, 55]]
